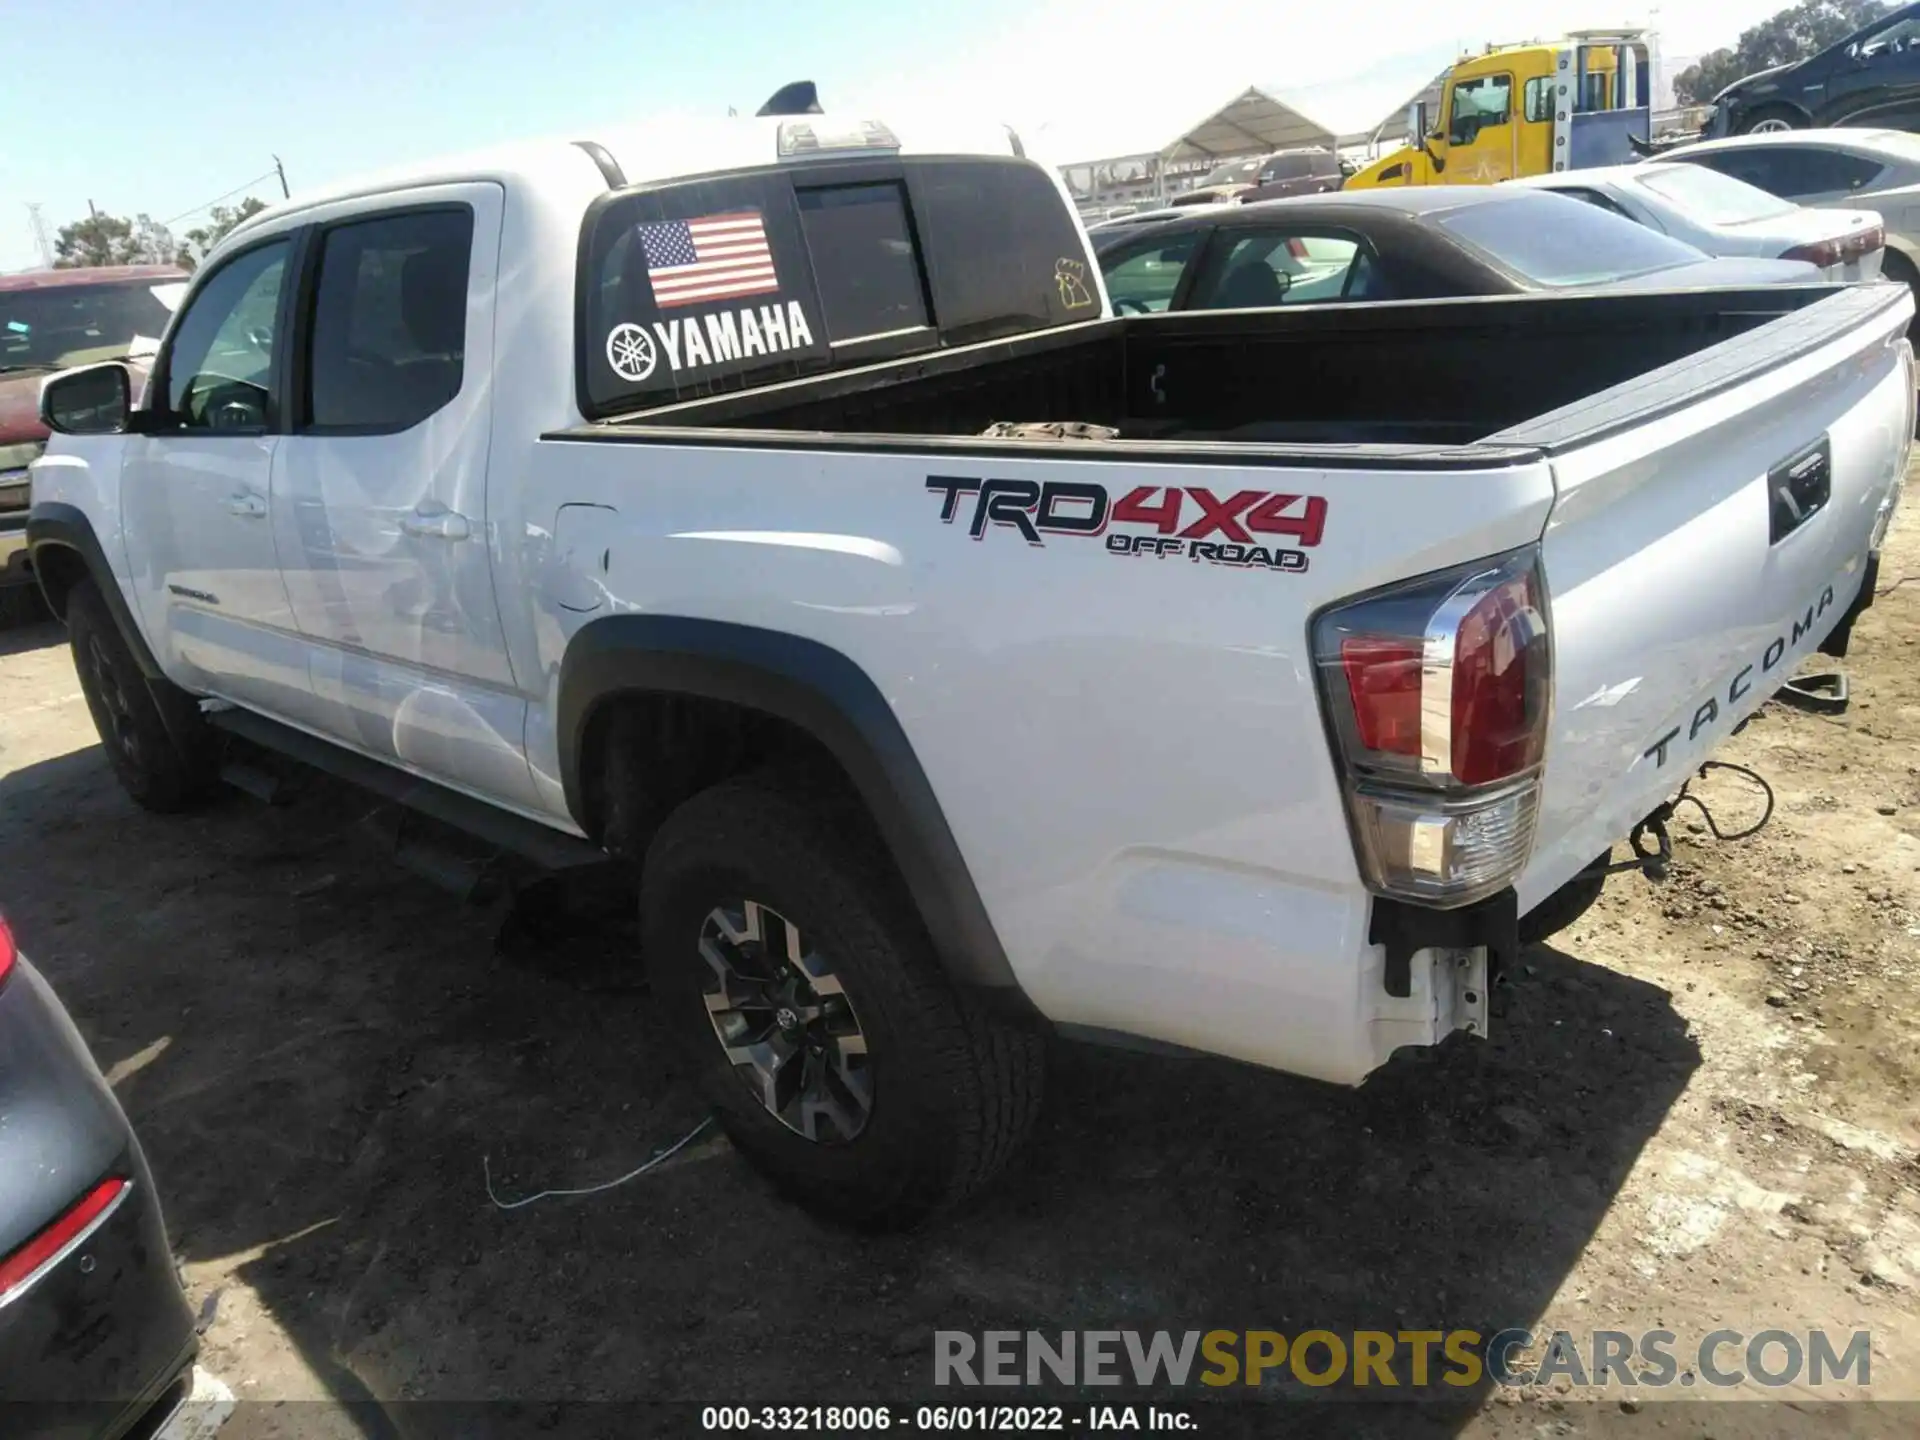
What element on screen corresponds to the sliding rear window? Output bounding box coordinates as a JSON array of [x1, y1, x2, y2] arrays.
[[577, 156, 1096, 417]]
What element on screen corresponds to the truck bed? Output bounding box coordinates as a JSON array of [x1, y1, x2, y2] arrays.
[[574, 283, 1872, 453]]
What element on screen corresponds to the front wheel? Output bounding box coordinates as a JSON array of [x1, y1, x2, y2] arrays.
[[1738, 106, 1804, 135], [67, 580, 217, 812], [640, 769, 1046, 1229]]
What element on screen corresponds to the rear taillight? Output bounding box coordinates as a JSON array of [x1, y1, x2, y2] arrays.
[[0, 914, 14, 992], [1782, 238, 1842, 267], [0, 1176, 129, 1309], [1284, 237, 1310, 260], [1782, 223, 1885, 268], [1313, 547, 1552, 906]]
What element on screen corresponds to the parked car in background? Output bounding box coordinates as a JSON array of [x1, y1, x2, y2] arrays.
[[1093, 187, 1820, 315], [1169, 154, 1265, 206], [1658, 129, 1920, 298], [1168, 148, 1346, 209], [0, 912, 198, 1438], [1, 266, 186, 608], [1510, 163, 1885, 282], [1705, 1, 1920, 136], [1241, 146, 1345, 200]]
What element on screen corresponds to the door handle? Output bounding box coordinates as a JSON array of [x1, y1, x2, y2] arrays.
[[227, 492, 268, 519], [402, 507, 471, 541]]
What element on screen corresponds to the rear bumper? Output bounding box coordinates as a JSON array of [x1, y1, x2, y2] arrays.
[[0, 962, 197, 1439]]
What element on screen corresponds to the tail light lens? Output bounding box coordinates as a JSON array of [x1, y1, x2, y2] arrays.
[[1782, 223, 1885, 268], [0, 913, 14, 992], [0, 1176, 130, 1308], [1782, 238, 1842, 268], [1313, 547, 1552, 906]]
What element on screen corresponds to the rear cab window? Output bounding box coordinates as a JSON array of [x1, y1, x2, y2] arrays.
[[578, 157, 1098, 416]]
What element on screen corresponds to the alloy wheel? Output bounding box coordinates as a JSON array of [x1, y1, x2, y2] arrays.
[[697, 900, 873, 1143], [86, 635, 143, 768], [1749, 118, 1794, 133]]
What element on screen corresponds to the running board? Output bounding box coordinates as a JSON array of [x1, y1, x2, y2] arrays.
[[205, 708, 607, 872]]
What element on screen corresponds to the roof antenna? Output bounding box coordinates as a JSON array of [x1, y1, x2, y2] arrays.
[[757, 81, 823, 117]]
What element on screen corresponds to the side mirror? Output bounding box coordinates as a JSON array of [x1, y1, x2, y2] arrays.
[[39, 363, 132, 437], [1408, 101, 1429, 140]]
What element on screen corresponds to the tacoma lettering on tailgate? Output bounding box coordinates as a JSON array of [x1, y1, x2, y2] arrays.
[[925, 477, 1326, 574]]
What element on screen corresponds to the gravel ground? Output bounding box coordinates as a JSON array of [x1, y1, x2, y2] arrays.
[[3, 491, 1919, 1439]]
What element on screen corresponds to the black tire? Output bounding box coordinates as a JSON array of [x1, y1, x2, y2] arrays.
[[640, 768, 1045, 1229], [1519, 856, 1610, 946], [1878, 249, 1920, 347], [1736, 105, 1805, 135], [67, 579, 218, 812]]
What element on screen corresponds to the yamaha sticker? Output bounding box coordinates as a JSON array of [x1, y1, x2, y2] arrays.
[[926, 476, 1324, 573]]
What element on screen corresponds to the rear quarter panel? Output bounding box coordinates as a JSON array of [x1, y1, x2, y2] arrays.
[[525, 437, 1555, 1083]]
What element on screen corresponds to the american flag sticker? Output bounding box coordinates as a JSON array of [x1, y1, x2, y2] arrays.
[[638, 211, 780, 309]]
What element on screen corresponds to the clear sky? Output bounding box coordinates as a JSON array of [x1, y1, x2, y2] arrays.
[[2, 0, 1795, 272]]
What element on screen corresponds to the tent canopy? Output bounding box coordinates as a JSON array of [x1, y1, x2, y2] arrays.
[[1162, 87, 1334, 161]]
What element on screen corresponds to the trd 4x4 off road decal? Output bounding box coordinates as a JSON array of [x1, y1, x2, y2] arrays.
[[925, 476, 1325, 574]]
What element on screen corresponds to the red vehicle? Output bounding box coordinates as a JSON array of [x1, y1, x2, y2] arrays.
[[1, 266, 185, 600]]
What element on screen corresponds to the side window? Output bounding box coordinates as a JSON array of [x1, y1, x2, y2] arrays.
[[163, 241, 288, 432], [1523, 76, 1554, 124], [795, 183, 929, 342], [1190, 231, 1366, 310], [1693, 147, 1883, 200], [305, 208, 474, 431], [1782, 149, 1884, 197], [1098, 233, 1199, 313], [1449, 74, 1512, 144]]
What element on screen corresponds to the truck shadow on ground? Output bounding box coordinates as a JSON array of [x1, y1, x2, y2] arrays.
[[0, 614, 62, 657], [0, 747, 1699, 1439]]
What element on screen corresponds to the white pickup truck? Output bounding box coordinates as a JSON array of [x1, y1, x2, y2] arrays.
[[26, 106, 1914, 1227]]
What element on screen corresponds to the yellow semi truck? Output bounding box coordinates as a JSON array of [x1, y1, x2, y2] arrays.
[[1346, 32, 1651, 188]]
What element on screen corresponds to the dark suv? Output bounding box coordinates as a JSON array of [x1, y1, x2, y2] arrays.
[[1707, 0, 1920, 136], [1242, 147, 1346, 200], [1169, 148, 1345, 207]]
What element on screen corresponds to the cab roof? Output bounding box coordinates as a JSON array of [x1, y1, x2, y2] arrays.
[[227, 113, 1030, 244]]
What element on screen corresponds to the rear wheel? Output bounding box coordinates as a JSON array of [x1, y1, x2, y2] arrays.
[[1738, 106, 1804, 135], [640, 769, 1045, 1228], [67, 580, 217, 812], [1879, 249, 1920, 347]]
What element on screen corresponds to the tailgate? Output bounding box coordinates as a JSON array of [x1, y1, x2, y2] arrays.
[[1501, 283, 1914, 912]]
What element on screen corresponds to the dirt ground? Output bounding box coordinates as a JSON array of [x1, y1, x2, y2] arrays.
[[5, 490, 1920, 1439]]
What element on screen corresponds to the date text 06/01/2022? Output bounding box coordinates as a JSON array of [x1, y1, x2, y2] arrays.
[[700, 1403, 1197, 1431]]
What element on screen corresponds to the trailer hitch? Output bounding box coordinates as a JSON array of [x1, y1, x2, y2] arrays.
[[1579, 760, 1775, 885]]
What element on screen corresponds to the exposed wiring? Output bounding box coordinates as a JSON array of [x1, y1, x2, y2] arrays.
[[1579, 760, 1775, 882], [483, 1115, 714, 1211], [1673, 759, 1774, 841]]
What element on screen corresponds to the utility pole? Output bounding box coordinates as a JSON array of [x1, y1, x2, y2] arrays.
[[87, 199, 99, 220], [25, 203, 53, 267], [273, 155, 289, 199]]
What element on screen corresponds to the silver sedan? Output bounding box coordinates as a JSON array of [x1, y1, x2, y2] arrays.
[[1656, 128, 1920, 297], [1508, 163, 1885, 283]]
